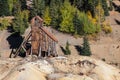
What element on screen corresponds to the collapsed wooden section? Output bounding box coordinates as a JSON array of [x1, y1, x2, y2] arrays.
[[11, 16, 58, 58]]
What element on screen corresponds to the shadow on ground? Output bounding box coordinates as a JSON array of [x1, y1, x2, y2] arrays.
[[112, 2, 120, 12], [74, 45, 82, 55], [7, 32, 24, 58], [6, 32, 23, 49], [60, 46, 66, 55], [115, 19, 120, 25], [7, 26, 14, 33]]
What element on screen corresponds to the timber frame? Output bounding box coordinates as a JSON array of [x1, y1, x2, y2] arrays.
[[10, 16, 58, 58]]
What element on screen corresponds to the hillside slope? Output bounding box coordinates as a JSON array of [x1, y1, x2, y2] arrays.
[[0, 56, 120, 80]]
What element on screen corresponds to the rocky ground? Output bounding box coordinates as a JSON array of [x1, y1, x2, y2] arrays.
[[0, 55, 120, 80]]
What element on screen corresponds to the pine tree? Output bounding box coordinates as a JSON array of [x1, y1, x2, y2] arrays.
[[22, 10, 29, 29], [87, 11, 101, 33], [65, 41, 71, 55], [30, 0, 37, 17], [7, 0, 14, 15], [20, 0, 27, 10], [73, 0, 99, 17], [59, 0, 76, 33], [101, 0, 109, 16], [13, 1, 29, 35], [38, 0, 45, 16], [78, 12, 97, 34], [12, 0, 20, 15], [85, 0, 99, 17], [32, 0, 45, 16], [95, 2, 105, 24], [73, 0, 84, 10], [45, 0, 50, 6], [49, 0, 63, 28], [109, 0, 113, 11], [13, 3, 24, 34], [43, 7, 51, 26], [81, 36, 91, 56], [73, 11, 82, 35], [0, 0, 10, 16]]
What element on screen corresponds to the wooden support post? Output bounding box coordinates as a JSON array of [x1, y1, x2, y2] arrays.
[[54, 42, 57, 56], [48, 45, 50, 56], [22, 45, 27, 52], [38, 46, 41, 58], [30, 47, 32, 56]]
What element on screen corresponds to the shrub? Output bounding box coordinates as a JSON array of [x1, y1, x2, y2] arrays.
[[0, 18, 11, 30], [81, 36, 91, 56], [65, 41, 71, 55], [102, 22, 112, 33]]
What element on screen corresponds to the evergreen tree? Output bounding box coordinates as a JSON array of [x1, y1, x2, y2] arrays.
[[13, 1, 29, 35], [20, 0, 27, 10], [30, 0, 37, 17], [32, 0, 45, 16], [78, 12, 97, 34], [89, 0, 99, 17], [43, 7, 51, 26], [13, 4, 23, 34], [87, 11, 101, 33], [95, 2, 105, 24], [22, 10, 29, 29], [65, 41, 71, 55], [81, 36, 91, 56], [0, 0, 10, 16], [59, 0, 76, 33], [12, 0, 20, 15], [7, 0, 14, 15], [70, 0, 108, 17], [45, 0, 50, 6], [73, 0, 99, 17], [38, 0, 45, 16], [73, 11, 82, 35], [73, 0, 84, 10], [101, 0, 109, 16], [109, 0, 113, 11], [13, 3, 24, 34], [49, 0, 63, 28], [0, 18, 11, 30]]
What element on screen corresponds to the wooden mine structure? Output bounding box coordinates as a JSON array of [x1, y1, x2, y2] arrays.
[[11, 16, 58, 58]]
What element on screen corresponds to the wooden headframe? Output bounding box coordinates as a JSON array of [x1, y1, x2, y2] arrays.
[[12, 16, 58, 58], [31, 16, 58, 57]]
